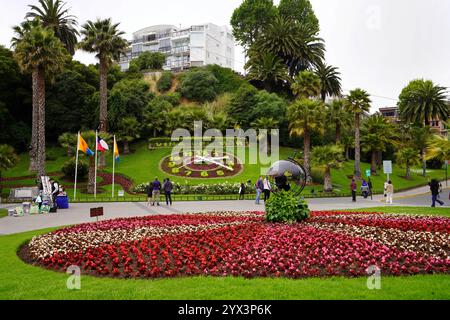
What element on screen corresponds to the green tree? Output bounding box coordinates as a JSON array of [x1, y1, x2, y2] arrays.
[[0, 144, 19, 171], [178, 69, 219, 103], [251, 90, 288, 123], [398, 79, 449, 126], [26, 0, 79, 55], [345, 88, 371, 179], [226, 84, 259, 128], [426, 135, 450, 163], [409, 126, 433, 177], [315, 62, 342, 102], [157, 71, 173, 92], [58, 132, 77, 156], [287, 98, 325, 176], [278, 0, 320, 33], [326, 99, 352, 144], [291, 70, 321, 99], [144, 97, 173, 138], [396, 147, 420, 180], [79, 18, 128, 134], [251, 117, 279, 154], [311, 144, 344, 192], [246, 51, 290, 91], [361, 113, 398, 175], [230, 0, 278, 49], [131, 51, 166, 71], [205, 65, 245, 94], [12, 18, 68, 178], [117, 117, 141, 154]]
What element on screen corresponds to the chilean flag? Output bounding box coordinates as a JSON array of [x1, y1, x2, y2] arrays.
[[97, 136, 109, 152]]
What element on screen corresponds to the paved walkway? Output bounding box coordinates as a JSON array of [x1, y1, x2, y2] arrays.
[[0, 181, 448, 235]]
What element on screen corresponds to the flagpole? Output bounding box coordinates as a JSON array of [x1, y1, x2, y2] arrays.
[[74, 132, 80, 201], [94, 130, 98, 199], [112, 135, 116, 198]]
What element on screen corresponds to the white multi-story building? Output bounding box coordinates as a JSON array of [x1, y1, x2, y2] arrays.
[[119, 23, 235, 72]]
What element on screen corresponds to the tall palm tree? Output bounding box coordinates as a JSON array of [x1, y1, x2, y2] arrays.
[[287, 98, 325, 177], [291, 70, 321, 99], [396, 147, 420, 180], [79, 18, 128, 134], [361, 113, 398, 175], [246, 51, 290, 92], [345, 88, 371, 179], [409, 126, 432, 177], [315, 62, 342, 102], [311, 144, 344, 192], [426, 135, 450, 163], [398, 79, 449, 126], [326, 99, 352, 144], [254, 16, 325, 76], [26, 0, 79, 55], [12, 18, 68, 178]]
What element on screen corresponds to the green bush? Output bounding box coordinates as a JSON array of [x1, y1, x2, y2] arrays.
[[205, 64, 245, 94], [178, 69, 219, 103], [265, 191, 310, 223], [134, 182, 244, 195], [310, 167, 325, 184], [61, 158, 89, 180], [157, 72, 174, 92], [45, 150, 60, 161], [161, 92, 181, 106]]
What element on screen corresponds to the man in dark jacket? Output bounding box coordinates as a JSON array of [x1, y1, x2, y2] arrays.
[[146, 181, 154, 207], [152, 178, 162, 206], [163, 178, 173, 206], [429, 179, 444, 207]]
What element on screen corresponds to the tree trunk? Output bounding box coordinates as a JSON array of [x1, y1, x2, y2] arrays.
[[421, 149, 426, 177], [371, 151, 377, 175], [406, 163, 411, 180], [335, 123, 341, 144], [36, 67, 46, 180], [345, 146, 350, 161], [354, 114, 361, 179], [123, 141, 130, 154], [98, 58, 108, 168], [321, 91, 326, 103], [153, 128, 157, 138], [323, 166, 332, 192], [304, 127, 311, 181], [29, 69, 39, 172], [87, 156, 95, 194]]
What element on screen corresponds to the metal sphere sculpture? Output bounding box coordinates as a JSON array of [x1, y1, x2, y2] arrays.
[[266, 158, 308, 196]]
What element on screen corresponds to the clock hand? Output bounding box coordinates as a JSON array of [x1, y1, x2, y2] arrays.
[[198, 156, 234, 171]]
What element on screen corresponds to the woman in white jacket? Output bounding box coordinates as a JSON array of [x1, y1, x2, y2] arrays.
[[263, 177, 272, 202]]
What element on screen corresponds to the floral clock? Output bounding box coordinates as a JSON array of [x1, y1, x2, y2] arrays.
[[160, 151, 243, 179]]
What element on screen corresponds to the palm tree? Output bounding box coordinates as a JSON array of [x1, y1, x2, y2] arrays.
[[117, 117, 141, 154], [254, 16, 325, 76], [12, 18, 68, 178], [361, 113, 398, 175], [79, 19, 128, 134], [251, 117, 279, 154], [287, 98, 325, 177], [345, 88, 372, 179], [409, 126, 432, 177], [426, 135, 450, 163], [326, 99, 352, 144], [396, 147, 420, 180], [398, 79, 449, 126], [291, 71, 321, 99], [311, 144, 344, 192], [315, 63, 342, 102], [26, 0, 79, 55], [246, 51, 290, 91], [0, 144, 19, 171]]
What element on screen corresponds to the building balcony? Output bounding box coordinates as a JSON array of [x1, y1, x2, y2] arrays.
[[172, 46, 190, 55]]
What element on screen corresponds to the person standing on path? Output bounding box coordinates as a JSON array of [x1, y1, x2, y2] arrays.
[[263, 177, 272, 203], [255, 176, 264, 205], [429, 179, 445, 207], [385, 180, 394, 204], [163, 178, 173, 206], [146, 181, 154, 207], [350, 179, 357, 202], [151, 177, 161, 206], [239, 182, 246, 200]]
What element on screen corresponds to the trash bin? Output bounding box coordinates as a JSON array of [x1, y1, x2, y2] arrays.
[[22, 202, 31, 214], [56, 196, 69, 209]]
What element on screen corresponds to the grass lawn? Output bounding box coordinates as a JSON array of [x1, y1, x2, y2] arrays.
[[343, 206, 450, 217], [0, 209, 7, 218], [0, 208, 449, 300]]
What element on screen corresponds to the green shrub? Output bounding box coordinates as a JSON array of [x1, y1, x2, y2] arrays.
[[157, 72, 173, 92], [205, 64, 245, 94], [161, 92, 181, 106], [178, 69, 219, 103], [265, 191, 310, 223], [62, 158, 89, 180], [45, 150, 60, 161], [310, 167, 325, 184]]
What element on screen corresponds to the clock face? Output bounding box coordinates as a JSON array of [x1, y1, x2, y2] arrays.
[[160, 151, 243, 179]]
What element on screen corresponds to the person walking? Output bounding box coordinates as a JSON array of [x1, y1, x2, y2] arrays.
[[239, 182, 246, 200], [429, 179, 445, 207], [361, 179, 369, 199], [350, 179, 357, 202], [146, 181, 154, 207], [151, 177, 161, 206], [263, 176, 271, 202], [163, 178, 173, 206], [385, 180, 394, 204], [255, 176, 264, 205]]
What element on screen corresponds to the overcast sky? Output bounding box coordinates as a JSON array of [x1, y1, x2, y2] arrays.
[[1, 0, 450, 111]]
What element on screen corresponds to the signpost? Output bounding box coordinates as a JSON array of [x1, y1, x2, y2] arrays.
[[365, 169, 371, 177], [383, 161, 393, 182], [90, 207, 104, 222]]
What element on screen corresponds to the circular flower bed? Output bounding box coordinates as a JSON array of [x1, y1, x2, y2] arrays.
[[20, 211, 449, 279]]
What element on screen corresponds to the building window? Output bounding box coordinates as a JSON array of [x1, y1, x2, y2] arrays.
[[192, 25, 205, 32]]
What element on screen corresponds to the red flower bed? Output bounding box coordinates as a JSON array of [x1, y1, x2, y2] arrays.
[[23, 211, 450, 279]]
